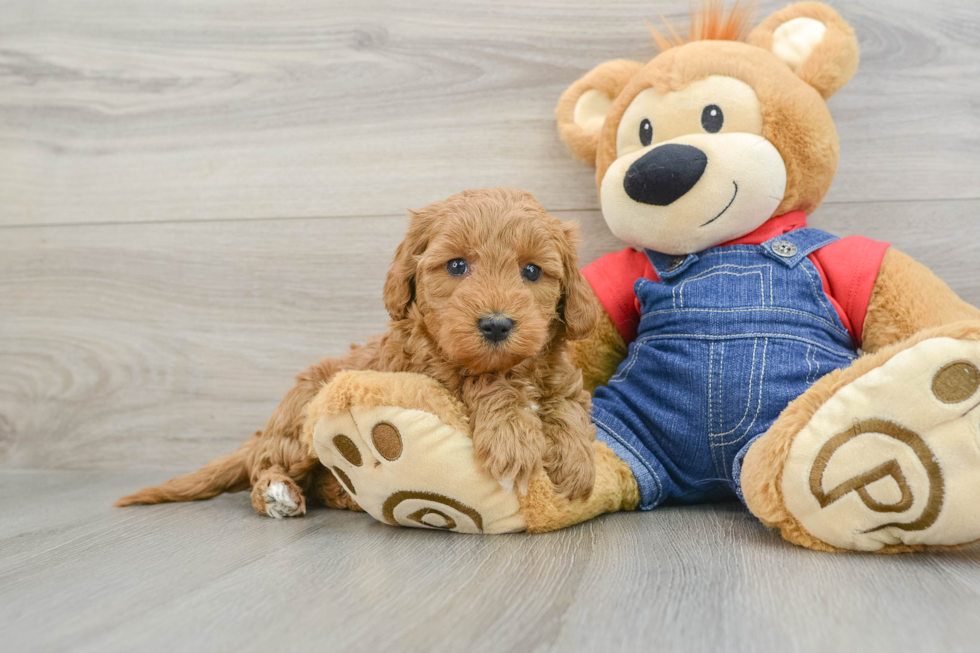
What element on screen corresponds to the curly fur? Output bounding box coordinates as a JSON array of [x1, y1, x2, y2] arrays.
[[115, 188, 600, 515]]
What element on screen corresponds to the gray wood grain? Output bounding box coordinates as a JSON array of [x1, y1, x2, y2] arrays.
[[3, 470, 980, 653], [1, 0, 978, 227]]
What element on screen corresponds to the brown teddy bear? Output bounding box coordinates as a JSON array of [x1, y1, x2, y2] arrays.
[[301, 1, 980, 553], [544, 0, 980, 552]]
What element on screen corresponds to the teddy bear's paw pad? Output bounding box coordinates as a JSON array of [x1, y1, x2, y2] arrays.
[[782, 337, 980, 551], [311, 404, 526, 534], [262, 480, 306, 519]]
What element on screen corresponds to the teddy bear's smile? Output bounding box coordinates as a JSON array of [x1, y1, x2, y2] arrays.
[[699, 180, 738, 227]]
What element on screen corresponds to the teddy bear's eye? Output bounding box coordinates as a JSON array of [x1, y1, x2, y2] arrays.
[[701, 105, 724, 133], [639, 118, 653, 147]]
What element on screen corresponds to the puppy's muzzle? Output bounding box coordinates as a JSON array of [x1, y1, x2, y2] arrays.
[[478, 314, 514, 343], [624, 143, 707, 206]]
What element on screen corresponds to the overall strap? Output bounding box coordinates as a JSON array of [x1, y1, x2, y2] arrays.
[[644, 250, 699, 279], [760, 228, 839, 268]]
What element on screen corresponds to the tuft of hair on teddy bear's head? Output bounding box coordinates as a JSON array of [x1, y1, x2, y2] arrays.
[[556, 1, 859, 255]]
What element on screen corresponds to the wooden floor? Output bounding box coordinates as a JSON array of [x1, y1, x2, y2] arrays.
[[3, 0, 980, 650], [6, 470, 980, 653]]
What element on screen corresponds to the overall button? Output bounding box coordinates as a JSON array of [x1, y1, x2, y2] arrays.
[[771, 240, 798, 258], [666, 256, 686, 271]]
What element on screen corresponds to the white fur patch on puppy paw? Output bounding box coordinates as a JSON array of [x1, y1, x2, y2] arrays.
[[263, 481, 305, 519], [497, 475, 530, 495]]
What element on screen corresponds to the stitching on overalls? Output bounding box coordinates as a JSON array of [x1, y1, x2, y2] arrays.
[[708, 341, 716, 437], [711, 338, 762, 440], [639, 307, 853, 335], [805, 345, 814, 386], [697, 246, 758, 260], [593, 415, 663, 503], [708, 341, 723, 476], [712, 337, 768, 447], [676, 266, 767, 309], [798, 260, 850, 339], [609, 341, 643, 383], [768, 264, 774, 306], [631, 332, 855, 358]]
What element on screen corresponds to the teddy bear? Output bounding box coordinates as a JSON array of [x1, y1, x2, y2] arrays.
[[295, 1, 980, 552]]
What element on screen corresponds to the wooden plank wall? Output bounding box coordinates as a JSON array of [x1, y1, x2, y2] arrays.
[[2, 0, 979, 470]]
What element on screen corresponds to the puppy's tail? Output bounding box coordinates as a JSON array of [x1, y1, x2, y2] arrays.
[[113, 433, 259, 507]]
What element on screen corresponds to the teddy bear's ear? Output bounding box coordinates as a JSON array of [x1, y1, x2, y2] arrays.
[[556, 59, 643, 165], [748, 2, 859, 99]]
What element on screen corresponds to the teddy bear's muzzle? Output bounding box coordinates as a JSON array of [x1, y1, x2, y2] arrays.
[[623, 143, 708, 206]]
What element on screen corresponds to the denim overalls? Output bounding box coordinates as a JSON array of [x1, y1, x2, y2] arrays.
[[591, 228, 858, 509]]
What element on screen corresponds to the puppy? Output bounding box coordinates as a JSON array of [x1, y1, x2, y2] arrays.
[[116, 188, 600, 517]]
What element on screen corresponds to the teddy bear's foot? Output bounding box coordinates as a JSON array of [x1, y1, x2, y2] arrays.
[[743, 325, 980, 552], [304, 370, 527, 533]]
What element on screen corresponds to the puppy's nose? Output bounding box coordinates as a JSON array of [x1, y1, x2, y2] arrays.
[[624, 143, 707, 206], [478, 314, 514, 343]]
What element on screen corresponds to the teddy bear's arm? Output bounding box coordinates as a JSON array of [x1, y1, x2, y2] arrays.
[[565, 288, 628, 393], [862, 247, 980, 353]]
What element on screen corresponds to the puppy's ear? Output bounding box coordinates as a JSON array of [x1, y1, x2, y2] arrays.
[[384, 208, 435, 320], [556, 59, 644, 166], [748, 2, 859, 99], [556, 221, 600, 340]]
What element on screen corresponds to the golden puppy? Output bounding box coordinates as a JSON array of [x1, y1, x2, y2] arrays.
[[116, 188, 600, 517]]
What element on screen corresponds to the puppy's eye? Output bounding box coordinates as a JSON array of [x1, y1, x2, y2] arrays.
[[446, 258, 468, 277], [701, 104, 723, 133], [521, 263, 542, 282], [639, 118, 653, 147]]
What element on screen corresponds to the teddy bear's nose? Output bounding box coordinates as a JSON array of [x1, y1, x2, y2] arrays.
[[624, 143, 708, 206]]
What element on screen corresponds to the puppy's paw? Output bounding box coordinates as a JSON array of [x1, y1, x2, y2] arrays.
[[473, 413, 546, 495], [252, 476, 306, 519], [545, 435, 596, 501], [264, 481, 306, 519]]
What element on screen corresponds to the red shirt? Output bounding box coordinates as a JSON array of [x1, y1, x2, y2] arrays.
[[581, 212, 890, 347]]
